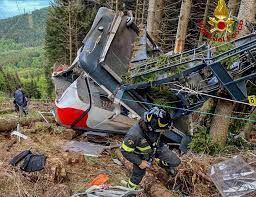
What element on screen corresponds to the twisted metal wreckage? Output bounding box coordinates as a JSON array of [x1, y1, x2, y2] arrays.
[[52, 7, 256, 151]]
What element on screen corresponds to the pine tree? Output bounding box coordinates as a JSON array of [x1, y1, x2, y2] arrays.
[[44, 0, 98, 98], [45, 0, 98, 66]]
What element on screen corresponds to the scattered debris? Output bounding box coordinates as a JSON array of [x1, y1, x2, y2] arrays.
[[10, 150, 31, 166], [20, 154, 47, 172], [10, 150, 47, 172], [64, 141, 107, 157], [89, 174, 109, 186], [210, 155, 256, 197], [112, 158, 122, 166], [83, 131, 109, 145], [11, 123, 28, 141], [0, 108, 13, 115], [72, 185, 143, 197], [38, 111, 50, 124], [64, 141, 120, 157], [11, 130, 28, 140]]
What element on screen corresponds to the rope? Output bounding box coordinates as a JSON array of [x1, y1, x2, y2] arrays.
[[119, 97, 256, 123]]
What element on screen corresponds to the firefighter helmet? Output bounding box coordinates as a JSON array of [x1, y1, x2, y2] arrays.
[[144, 107, 171, 130]]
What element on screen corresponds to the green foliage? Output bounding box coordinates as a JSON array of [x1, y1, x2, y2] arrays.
[[228, 118, 246, 135], [0, 39, 23, 53], [0, 67, 21, 96], [227, 115, 255, 150], [210, 42, 239, 69], [23, 80, 41, 99], [189, 127, 224, 155], [0, 42, 48, 98], [0, 8, 53, 99], [226, 134, 256, 151], [0, 45, 44, 68], [0, 8, 48, 47], [190, 120, 256, 155], [45, 0, 97, 66]]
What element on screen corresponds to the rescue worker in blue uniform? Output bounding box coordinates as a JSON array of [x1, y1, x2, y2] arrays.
[[121, 107, 181, 189], [13, 86, 28, 116]]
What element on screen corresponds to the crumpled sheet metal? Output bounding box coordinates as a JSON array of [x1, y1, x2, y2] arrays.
[[210, 155, 256, 197], [64, 141, 108, 157], [71, 185, 143, 197]]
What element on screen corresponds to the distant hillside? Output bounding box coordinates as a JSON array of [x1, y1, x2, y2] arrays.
[[0, 7, 48, 47]]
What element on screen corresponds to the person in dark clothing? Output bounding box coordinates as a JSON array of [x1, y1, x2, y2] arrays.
[[14, 86, 28, 116], [121, 107, 181, 189]]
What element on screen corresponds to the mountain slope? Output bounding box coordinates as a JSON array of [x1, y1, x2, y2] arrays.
[[0, 7, 48, 47]]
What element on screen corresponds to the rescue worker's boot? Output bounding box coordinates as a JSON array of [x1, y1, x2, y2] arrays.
[[127, 179, 138, 197], [127, 179, 138, 190]]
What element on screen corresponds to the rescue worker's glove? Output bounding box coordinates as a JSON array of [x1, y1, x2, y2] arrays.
[[144, 107, 171, 131]]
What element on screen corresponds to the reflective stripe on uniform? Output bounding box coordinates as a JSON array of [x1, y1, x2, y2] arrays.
[[136, 145, 151, 152], [121, 142, 135, 152], [158, 118, 168, 128], [128, 179, 138, 189], [162, 160, 169, 166]]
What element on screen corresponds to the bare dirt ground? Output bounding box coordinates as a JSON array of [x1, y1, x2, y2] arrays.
[[0, 102, 256, 197], [0, 130, 128, 196], [0, 102, 128, 197]]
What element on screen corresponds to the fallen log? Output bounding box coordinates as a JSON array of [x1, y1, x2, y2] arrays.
[[115, 149, 173, 197], [0, 115, 44, 133], [0, 117, 17, 133]]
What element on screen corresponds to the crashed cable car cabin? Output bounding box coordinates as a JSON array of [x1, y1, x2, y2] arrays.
[[52, 7, 256, 147], [52, 8, 148, 134]]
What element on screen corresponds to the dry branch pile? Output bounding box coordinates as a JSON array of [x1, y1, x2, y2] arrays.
[[0, 118, 128, 196], [169, 153, 222, 196], [116, 149, 227, 196]]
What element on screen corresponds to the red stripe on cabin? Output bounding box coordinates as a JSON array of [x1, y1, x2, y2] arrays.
[[56, 107, 89, 128]]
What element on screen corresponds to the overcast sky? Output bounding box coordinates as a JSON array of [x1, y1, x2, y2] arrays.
[[0, 0, 50, 19]]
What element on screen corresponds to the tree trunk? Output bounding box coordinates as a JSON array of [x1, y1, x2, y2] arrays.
[[115, 150, 173, 197], [238, 0, 256, 140], [116, 0, 119, 12], [68, 1, 73, 66], [210, 100, 234, 146], [209, 0, 256, 146], [0, 117, 17, 133], [193, 98, 215, 130], [228, 0, 239, 16], [174, 0, 192, 53], [198, 0, 211, 45], [0, 116, 45, 133], [237, 0, 256, 37], [146, 0, 164, 42]]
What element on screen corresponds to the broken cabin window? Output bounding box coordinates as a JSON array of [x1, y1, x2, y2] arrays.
[[88, 79, 114, 111], [77, 75, 90, 103]]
